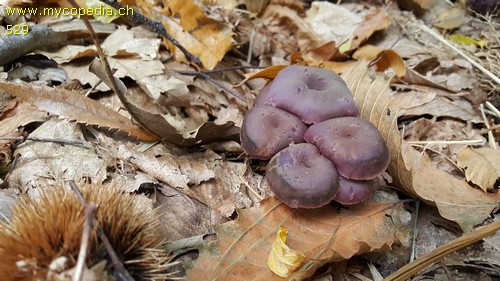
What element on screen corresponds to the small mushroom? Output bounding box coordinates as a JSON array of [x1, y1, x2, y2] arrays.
[[256, 65, 359, 124], [304, 117, 390, 180], [332, 176, 377, 205], [240, 105, 307, 160], [266, 143, 340, 208]]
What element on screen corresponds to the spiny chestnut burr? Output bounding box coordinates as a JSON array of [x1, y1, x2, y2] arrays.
[[241, 65, 389, 208], [0, 184, 174, 281]]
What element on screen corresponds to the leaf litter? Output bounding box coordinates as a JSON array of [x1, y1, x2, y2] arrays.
[[0, 0, 499, 280]]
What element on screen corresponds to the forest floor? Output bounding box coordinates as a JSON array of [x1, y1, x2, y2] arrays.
[[0, 0, 499, 280]]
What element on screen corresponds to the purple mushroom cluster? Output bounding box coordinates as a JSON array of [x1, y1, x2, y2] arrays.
[[241, 65, 390, 208]]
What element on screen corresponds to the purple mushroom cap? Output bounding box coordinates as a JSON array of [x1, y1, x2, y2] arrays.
[[304, 117, 390, 180], [332, 176, 378, 205], [254, 80, 273, 106], [240, 105, 307, 160], [255, 65, 359, 124], [266, 143, 340, 208]]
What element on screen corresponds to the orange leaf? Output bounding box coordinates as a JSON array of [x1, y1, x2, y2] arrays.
[[353, 45, 406, 77], [235, 65, 287, 87]]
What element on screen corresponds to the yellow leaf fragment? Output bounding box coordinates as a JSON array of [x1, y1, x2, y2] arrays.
[[267, 226, 305, 278], [450, 34, 487, 48], [457, 147, 500, 192]]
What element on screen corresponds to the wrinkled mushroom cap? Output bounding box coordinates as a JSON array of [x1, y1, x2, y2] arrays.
[[240, 105, 307, 160], [256, 65, 358, 124], [333, 176, 378, 205], [304, 117, 390, 180], [266, 143, 339, 208]]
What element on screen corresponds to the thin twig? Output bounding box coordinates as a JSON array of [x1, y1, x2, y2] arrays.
[[0, 136, 86, 146], [173, 66, 264, 102], [406, 139, 485, 146], [480, 103, 498, 149], [410, 200, 420, 262], [68, 181, 134, 281], [98, 0, 203, 67], [73, 203, 98, 281], [418, 24, 500, 85], [174, 65, 266, 76], [440, 258, 456, 281], [198, 72, 246, 101]]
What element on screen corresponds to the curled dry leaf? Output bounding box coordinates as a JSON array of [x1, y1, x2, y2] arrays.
[[457, 147, 500, 191], [186, 194, 410, 280], [341, 61, 500, 232], [0, 82, 157, 142], [353, 45, 406, 77], [267, 226, 305, 278]]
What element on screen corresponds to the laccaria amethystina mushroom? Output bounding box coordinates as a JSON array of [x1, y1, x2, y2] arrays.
[[240, 105, 307, 160], [255, 65, 359, 124], [265, 143, 340, 209], [304, 116, 390, 180], [333, 176, 378, 205], [241, 65, 390, 208]]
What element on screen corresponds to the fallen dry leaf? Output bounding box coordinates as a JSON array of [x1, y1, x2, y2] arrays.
[[90, 60, 240, 146], [303, 2, 362, 45], [350, 8, 391, 50], [8, 119, 107, 191], [186, 194, 409, 280], [260, 4, 322, 57], [353, 45, 407, 77], [341, 61, 500, 232], [402, 95, 482, 123], [0, 102, 48, 136], [433, 7, 468, 30], [403, 144, 500, 233], [457, 147, 500, 191], [159, 0, 234, 69], [0, 82, 157, 141]]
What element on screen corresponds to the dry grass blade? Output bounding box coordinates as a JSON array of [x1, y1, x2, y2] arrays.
[[0, 82, 157, 141]]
